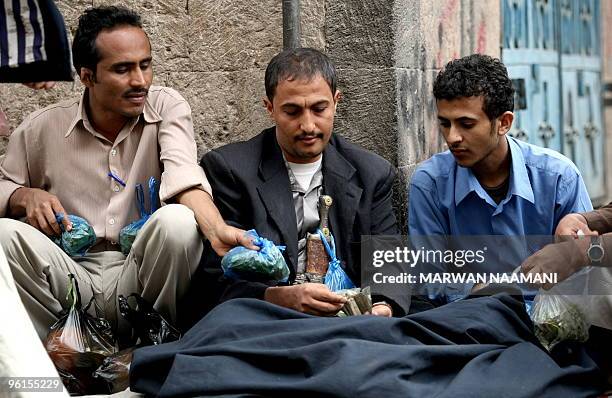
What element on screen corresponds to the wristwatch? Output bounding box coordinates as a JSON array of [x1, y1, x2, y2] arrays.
[[587, 236, 605, 266]]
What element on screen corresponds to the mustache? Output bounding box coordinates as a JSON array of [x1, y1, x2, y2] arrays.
[[123, 88, 149, 97], [295, 132, 324, 140]]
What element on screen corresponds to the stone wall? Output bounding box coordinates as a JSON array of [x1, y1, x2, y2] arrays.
[[298, 0, 500, 229], [394, 0, 500, 221], [0, 0, 499, 230], [0, 0, 282, 155]]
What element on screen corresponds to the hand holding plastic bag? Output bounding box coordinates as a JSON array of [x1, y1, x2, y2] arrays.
[[221, 230, 289, 282], [119, 177, 158, 254], [44, 274, 117, 395], [531, 292, 590, 351], [53, 214, 96, 256]]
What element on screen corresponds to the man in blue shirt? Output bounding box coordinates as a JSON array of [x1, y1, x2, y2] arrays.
[[407, 54, 592, 305]]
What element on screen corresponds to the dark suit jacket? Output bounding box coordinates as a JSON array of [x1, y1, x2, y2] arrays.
[[182, 127, 407, 326]]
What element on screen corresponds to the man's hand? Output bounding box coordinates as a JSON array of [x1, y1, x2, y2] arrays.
[[520, 238, 589, 290], [175, 188, 258, 255], [371, 303, 392, 317], [208, 223, 258, 256], [9, 187, 71, 236], [555, 213, 597, 240], [264, 283, 347, 316]]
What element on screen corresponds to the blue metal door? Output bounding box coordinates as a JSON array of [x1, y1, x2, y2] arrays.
[[502, 0, 605, 201]]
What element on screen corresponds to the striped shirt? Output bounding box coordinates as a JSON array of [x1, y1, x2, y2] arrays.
[[0, 0, 47, 68], [0, 0, 72, 83]]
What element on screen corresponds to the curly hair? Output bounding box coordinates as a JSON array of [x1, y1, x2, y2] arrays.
[[72, 6, 144, 75], [265, 47, 337, 100], [433, 54, 514, 120]]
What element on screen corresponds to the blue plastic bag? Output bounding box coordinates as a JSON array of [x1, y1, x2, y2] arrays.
[[119, 177, 158, 255], [318, 229, 355, 292], [53, 214, 96, 256], [221, 230, 289, 283]]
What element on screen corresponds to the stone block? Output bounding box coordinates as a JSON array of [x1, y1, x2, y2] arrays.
[[0, 80, 82, 156], [166, 70, 270, 157], [333, 67, 397, 165], [461, 0, 500, 58], [393, 0, 425, 69], [0, 81, 82, 133], [188, 0, 282, 72], [325, 0, 394, 68], [301, 0, 326, 50], [419, 0, 463, 70], [415, 0, 501, 71]]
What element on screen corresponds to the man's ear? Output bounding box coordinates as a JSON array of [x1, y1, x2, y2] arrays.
[[497, 111, 514, 136], [79, 67, 95, 88], [263, 97, 274, 118], [333, 90, 341, 110]]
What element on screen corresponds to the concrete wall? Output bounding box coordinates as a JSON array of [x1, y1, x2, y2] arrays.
[[0, 0, 500, 230]]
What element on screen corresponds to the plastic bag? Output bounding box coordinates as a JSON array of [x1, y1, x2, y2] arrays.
[[53, 214, 96, 256], [95, 294, 180, 392], [318, 229, 355, 292], [93, 347, 134, 393], [119, 177, 158, 254], [531, 293, 590, 351], [221, 229, 289, 282], [44, 274, 117, 395], [118, 293, 181, 346]]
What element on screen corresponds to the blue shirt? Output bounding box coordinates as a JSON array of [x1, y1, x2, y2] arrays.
[[408, 136, 593, 303]]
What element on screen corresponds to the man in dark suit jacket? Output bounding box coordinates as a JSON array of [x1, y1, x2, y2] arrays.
[[195, 48, 408, 320]]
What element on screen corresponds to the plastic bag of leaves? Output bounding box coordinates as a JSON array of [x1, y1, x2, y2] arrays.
[[531, 292, 590, 351], [93, 347, 135, 393], [119, 177, 158, 255], [221, 229, 289, 283], [44, 274, 117, 395], [53, 214, 96, 256], [118, 293, 181, 346]]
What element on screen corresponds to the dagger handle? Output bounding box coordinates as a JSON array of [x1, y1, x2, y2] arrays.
[[318, 195, 333, 238]]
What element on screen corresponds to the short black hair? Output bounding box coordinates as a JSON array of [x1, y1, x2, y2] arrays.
[[72, 6, 143, 74], [433, 54, 514, 120], [265, 47, 337, 100]]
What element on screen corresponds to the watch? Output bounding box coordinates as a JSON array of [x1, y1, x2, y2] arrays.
[[587, 236, 605, 266]]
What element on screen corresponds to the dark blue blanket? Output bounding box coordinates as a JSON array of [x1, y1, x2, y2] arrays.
[[131, 294, 605, 397]]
